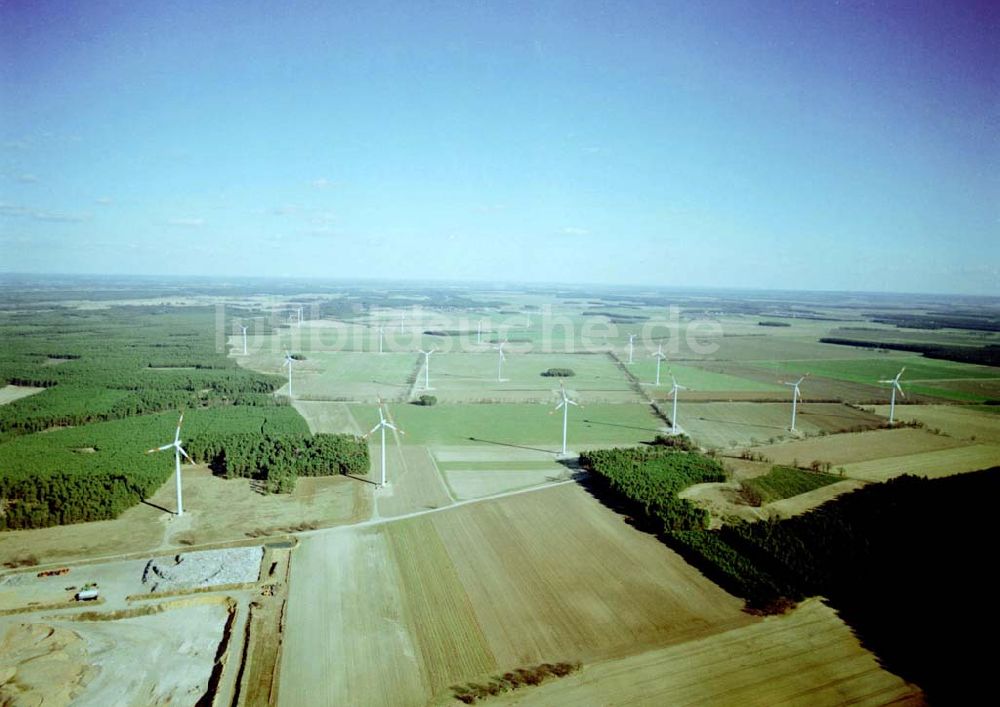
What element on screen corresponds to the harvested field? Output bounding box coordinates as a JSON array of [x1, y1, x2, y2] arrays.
[[0, 385, 45, 405], [433, 484, 753, 667], [279, 530, 429, 707], [292, 400, 362, 434], [870, 404, 1000, 443], [0, 602, 231, 706], [280, 483, 753, 706], [764, 479, 867, 519], [443, 468, 569, 500], [842, 444, 1000, 482], [746, 427, 967, 468], [680, 402, 881, 449], [634, 362, 784, 394], [490, 599, 923, 706], [0, 468, 369, 567], [377, 446, 454, 517]]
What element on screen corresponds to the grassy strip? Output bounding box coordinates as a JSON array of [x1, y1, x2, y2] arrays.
[[742, 466, 840, 504]]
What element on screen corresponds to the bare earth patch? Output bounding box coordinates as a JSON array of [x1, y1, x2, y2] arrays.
[[0, 385, 45, 405]]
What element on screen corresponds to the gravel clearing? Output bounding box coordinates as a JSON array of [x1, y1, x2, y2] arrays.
[[142, 546, 263, 592]]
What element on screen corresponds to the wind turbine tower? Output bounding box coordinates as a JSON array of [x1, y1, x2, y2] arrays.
[[283, 351, 296, 397], [419, 348, 436, 389], [400, 310, 405, 334], [477, 319, 483, 345], [878, 367, 906, 424], [241, 325, 248, 355], [495, 340, 508, 382], [552, 383, 579, 455], [782, 375, 807, 432], [627, 333, 637, 364], [651, 344, 667, 386], [365, 402, 402, 487], [297, 306, 303, 326], [667, 373, 688, 434], [146, 413, 193, 516], [378, 326, 385, 354]]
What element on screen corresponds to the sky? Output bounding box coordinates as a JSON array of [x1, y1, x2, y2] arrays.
[[1, 0, 997, 294]]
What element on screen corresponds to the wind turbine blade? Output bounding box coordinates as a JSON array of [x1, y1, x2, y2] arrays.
[[385, 421, 398, 431], [147, 444, 170, 454], [367, 424, 381, 436], [555, 400, 565, 410], [178, 446, 194, 463]]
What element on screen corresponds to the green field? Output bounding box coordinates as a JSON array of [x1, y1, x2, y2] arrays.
[[350, 402, 666, 449], [742, 466, 841, 504], [412, 352, 639, 403], [240, 350, 418, 401], [744, 357, 999, 402], [630, 362, 784, 393]]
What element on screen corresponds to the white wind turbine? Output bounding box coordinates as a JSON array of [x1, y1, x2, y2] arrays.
[[878, 367, 906, 424], [365, 401, 402, 487], [627, 333, 637, 364], [400, 310, 405, 334], [240, 325, 248, 355], [378, 326, 385, 354], [782, 375, 807, 432], [495, 340, 508, 382], [667, 373, 688, 434], [477, 319, 483, 345], [283, 351, 296, 397], [418, 348, 436, 389], [297, 306, 303, 326], [651, 344, 667, 386], [146, 413, 193, 516], [552, 382, 579, 456]]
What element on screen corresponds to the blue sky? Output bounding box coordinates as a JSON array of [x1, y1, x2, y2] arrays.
[[1, 1, 997, 293]]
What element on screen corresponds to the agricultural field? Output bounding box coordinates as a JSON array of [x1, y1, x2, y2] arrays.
[[490, 599, 922, 706], [744, 357, 999, 402], [410, 352, 640, 403], [677, 401, 883, 449], [869, 404, 1000, 443], [746, 427, 969, 468], [349, 402, 667, 450], [280, 483, 753, 707], [841, 444, 1000, 482], [240, 350, 418, 402], [740, 466, 841, 503], [0, 469, 368, 567], [630, 360, 785, 395]]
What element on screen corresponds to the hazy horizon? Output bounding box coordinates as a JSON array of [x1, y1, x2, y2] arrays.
[[2, 1, 997, 295]]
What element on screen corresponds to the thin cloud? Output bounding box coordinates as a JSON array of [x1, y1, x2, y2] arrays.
[[560, 227, 590, 236], [95, 197, 113, 205], [310, 178, 335, 188], [33, 210, 90, 222], [2, 140, 30, 150], [16, 174, 39, 183], [167, 217, 205, 228], [272, 204, 303, 216], [0, 202, 31, 216]]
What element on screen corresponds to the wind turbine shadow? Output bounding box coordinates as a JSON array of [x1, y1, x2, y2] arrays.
[[346, 474, 378, 486], [581, 418, 663, 433], [467, 437, 554, 455], [693, 416, 787, 431], [141, 499, 173, 515]]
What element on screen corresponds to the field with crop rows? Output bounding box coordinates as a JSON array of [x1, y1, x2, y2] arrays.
[[489, 599, 922, 705], [678, 402, 882, 449], [280, 483, 753, 706]]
